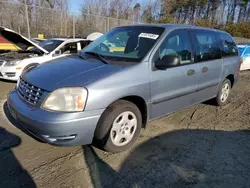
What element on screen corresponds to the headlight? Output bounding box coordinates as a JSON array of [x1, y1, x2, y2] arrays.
[[42, 87, 88, 112], [5, 60, 20, 66]]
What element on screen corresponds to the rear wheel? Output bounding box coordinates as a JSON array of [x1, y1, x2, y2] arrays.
[[215, 79, 231, 106], [93, 100, 142, 153]]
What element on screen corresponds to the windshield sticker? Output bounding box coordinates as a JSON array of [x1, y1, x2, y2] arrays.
[[139, 33, 159, 40]]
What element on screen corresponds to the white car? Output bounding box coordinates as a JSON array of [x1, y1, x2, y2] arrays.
[[238, 44, 250, 71], [0, 26, 102, 81]]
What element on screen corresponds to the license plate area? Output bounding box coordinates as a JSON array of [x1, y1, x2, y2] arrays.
[[8, 104, 17, 120]]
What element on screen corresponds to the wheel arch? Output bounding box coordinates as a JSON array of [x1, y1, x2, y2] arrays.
[[226, 74, 234, 87], [107, 95, 149, 128]]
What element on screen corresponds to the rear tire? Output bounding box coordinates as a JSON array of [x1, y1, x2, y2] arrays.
[[215, 79, 231, 106], [93, 100, 142, 153]]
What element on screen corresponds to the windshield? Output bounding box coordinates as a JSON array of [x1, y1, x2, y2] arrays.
[[82, 26, 165, 62], [238, 47, 245, 55], [30, 39, 63, 53]]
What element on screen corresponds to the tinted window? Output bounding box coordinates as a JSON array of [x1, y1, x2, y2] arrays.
[[82, 26, 165, 62], [60, 42, 77, 54], [158, 29, 192, 65], [29, 39, 63, 53], [38, 40, 63, 52], [80, 41, 91, 49], [219, 33, 238, 57], [190, 30, 221, 62]]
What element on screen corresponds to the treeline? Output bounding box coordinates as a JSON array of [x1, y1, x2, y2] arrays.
[[157, 0, 250, 38], [0, 0, 249, 38], [82, 0, 250, 38]]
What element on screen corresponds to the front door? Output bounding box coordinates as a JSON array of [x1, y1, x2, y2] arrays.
[[189, 30, 223, 103], [150, 29, 199, 119]]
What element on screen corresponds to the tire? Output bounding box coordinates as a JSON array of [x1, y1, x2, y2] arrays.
[[215, 79, 231, 106], [93, 100, 142, 153]]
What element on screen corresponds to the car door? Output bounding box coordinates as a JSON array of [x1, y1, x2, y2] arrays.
[[150, 29, 199, 119], [189, 30, 223, 103], [242, 47, 250, 70]]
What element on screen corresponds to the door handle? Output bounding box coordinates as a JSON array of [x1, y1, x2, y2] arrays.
[[187, 69, 195, 76], [202, 67, 208, 73]]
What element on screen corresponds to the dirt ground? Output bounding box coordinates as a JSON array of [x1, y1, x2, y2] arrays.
[[0, 72, 250, 188]]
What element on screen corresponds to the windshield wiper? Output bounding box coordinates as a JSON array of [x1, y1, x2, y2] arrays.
[[84, 51, 108, 64]]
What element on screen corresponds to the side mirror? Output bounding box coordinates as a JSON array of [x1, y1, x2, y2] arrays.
[[155, 54, 180, 70], [53, 50, 61, 56]]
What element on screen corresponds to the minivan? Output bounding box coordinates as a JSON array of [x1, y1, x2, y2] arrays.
[[6, 24, 241, 153]]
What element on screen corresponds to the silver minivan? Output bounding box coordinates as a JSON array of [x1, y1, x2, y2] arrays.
[[6, 24, 241, 152]]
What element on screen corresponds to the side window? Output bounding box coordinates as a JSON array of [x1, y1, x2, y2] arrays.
[[219, 33, 238, 57], [190, 30, 221, 62], [60, 42, 78, 54], [158, 30, 192, 65], [80, 41, 91, 49]]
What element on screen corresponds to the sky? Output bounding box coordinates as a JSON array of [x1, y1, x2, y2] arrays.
[[68, 0, 82, 13], [68, 0, 148, 13]]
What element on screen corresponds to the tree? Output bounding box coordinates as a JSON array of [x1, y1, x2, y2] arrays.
[[133, 3, 141, 22]]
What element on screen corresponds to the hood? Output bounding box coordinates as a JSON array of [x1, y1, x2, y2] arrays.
[[0, 26, 48, 54], [22, 55, 123, 91]]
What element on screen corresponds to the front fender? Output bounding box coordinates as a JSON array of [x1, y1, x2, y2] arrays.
[[85, 62, 151, 111]]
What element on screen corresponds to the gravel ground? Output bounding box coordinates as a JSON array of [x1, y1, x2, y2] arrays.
[[0, 72, 250, 188]]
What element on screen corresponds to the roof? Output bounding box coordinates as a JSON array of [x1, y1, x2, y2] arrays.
[[118, 23, 227, 33], [47, 38, 89, 42]]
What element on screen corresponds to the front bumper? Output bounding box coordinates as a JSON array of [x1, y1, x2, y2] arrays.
[[6, 89, 104, 146], [0, 66, 22, 81]]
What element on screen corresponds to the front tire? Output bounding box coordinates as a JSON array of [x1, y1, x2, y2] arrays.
[[93, 100, 142, 153], [215, 79, 231, 106]]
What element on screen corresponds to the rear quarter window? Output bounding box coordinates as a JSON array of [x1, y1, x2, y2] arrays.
[[219, 33, 238, 57]]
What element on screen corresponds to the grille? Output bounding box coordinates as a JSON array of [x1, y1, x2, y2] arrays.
[[6, 72, 16, 77], [17, 78, 44, 105]]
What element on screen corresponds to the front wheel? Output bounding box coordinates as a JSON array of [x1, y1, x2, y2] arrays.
[[93, 100, 142, 153], [215, 79, 231, 106]]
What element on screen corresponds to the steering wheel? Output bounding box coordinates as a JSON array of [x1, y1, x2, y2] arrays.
[[99, 43, 110, 52]]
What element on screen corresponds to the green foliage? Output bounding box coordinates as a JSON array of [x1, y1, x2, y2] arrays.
[[225, 22, 250, 38], [158, 16, 175, 24], [156, 0, 250, 38]]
